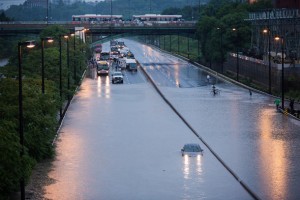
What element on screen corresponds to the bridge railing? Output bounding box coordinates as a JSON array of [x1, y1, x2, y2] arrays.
[[0, 21, 197, 28]]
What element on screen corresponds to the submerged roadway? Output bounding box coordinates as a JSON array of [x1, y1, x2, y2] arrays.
[[37, 39, 300, 200]]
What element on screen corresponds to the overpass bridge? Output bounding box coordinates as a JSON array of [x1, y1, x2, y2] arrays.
[[0, 21, 197, 36]]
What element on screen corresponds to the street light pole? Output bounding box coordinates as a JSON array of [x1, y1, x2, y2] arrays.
[[18, 40, 35, 200], [233, 28, 239, 81], [71, 33, 76, 83], [267, 10, 272, 94], [46, 0, 49, 25], [281, 37, 285, 109], [217, 27, 224, 74], [41, 37, 53, 94], [275, 36, 285, 109], [41, 39, 45, 94], [59, 36, 62, 120], [263, 28, 272, 94], [64, 35, 70, 102]]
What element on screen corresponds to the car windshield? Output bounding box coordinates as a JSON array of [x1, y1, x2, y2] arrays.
[[113, 72, 122, 76], [184, 144, 202, 152], [99, 64, 109, 70]]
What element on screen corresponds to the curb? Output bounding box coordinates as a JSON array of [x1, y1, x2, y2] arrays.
[[52, 68, 87, 146], [278, 108, 300, 121]]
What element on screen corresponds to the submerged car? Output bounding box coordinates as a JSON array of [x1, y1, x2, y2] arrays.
[[111, 71, 124, 84], [181, 143, 203, 157]]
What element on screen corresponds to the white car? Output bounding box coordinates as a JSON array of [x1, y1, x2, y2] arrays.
[[181, 143, 203, 157], [111, 71, 124, 84]]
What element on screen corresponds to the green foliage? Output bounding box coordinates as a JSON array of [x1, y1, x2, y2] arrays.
[[0, 11, 12, 21], [0, 37, 17, 59], [194, 0, 262, 62], [5, 0, 194, 21], [0, 123, 35, 197], [0, 25, 87, 198]]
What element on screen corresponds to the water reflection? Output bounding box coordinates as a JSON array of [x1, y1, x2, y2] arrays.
[[97, 76, 111, 98], [182, 155, 203, 199], [45, 131, 85, 200], [174, 63, 180, 87], [258, 108, 288, 199], [182, 155, 203, 179]]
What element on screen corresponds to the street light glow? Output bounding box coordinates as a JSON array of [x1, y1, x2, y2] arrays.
[[26, 40, 36, 48], [47, 38, 54, 43], [275, 36, 280, 41]]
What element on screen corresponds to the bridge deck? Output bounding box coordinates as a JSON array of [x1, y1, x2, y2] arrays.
[[0, 22, 197, 36]]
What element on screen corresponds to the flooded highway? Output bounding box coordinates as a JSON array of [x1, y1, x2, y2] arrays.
[[38, 39, 300, 200]]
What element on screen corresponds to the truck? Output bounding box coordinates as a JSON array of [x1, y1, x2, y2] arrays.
[[125, 59, 137, 71]]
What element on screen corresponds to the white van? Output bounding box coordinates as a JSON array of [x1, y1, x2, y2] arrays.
[[125, 59, 137, 71]]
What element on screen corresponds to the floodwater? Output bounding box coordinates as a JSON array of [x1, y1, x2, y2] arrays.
[[125, 39, 300, 200], [40, 39, 300, 200]]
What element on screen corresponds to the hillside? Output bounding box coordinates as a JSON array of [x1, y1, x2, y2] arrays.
[[4, 0, 209, 21]]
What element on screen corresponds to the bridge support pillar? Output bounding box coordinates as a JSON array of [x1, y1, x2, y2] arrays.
[[169, 35, 171, 52], [177, 34, 180, 54], [187, 36, 190, 59]]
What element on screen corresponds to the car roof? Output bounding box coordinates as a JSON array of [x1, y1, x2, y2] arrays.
[[98, 61, 108, 64], [183, 143, 203, 152]]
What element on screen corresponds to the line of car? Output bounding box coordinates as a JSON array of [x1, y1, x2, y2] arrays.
[[94, 40, 140, 84]]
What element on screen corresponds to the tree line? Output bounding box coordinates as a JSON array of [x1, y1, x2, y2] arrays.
[[4, 0, 200, 21], [0, 25, 90, 199]]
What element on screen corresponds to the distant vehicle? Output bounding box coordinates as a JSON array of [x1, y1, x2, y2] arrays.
[[118, 41, 125, 47], [94, 47, 102, 53], [110, 40, 118, 47], [72, 14, 123, 24], [117, 58, 126, 70], [97, 61, 109, 76], [181, 144, 203, 157], [126, 51, 135, 59], [132, 14, 183, 23], [100, 52, 110, 61], [111, 71, 124, 84], [111, 46, 118, 52], [94, 44, 102, 53], [125, 59, 137, 71]]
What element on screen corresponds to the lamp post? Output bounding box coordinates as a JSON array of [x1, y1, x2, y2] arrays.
[[59, 36, 62, 120], [217, 27, 224, 74], [41, 37, 54, 94], [232, 28, 239, 81], [275, 36, 285, 109], [64, 35, 70, 102], [18, 40, 35, 200], [46, 0, 49, 25], [71, 33, 76, 83], [263, 28, 272, 94], [110, 0, 113, 34]]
